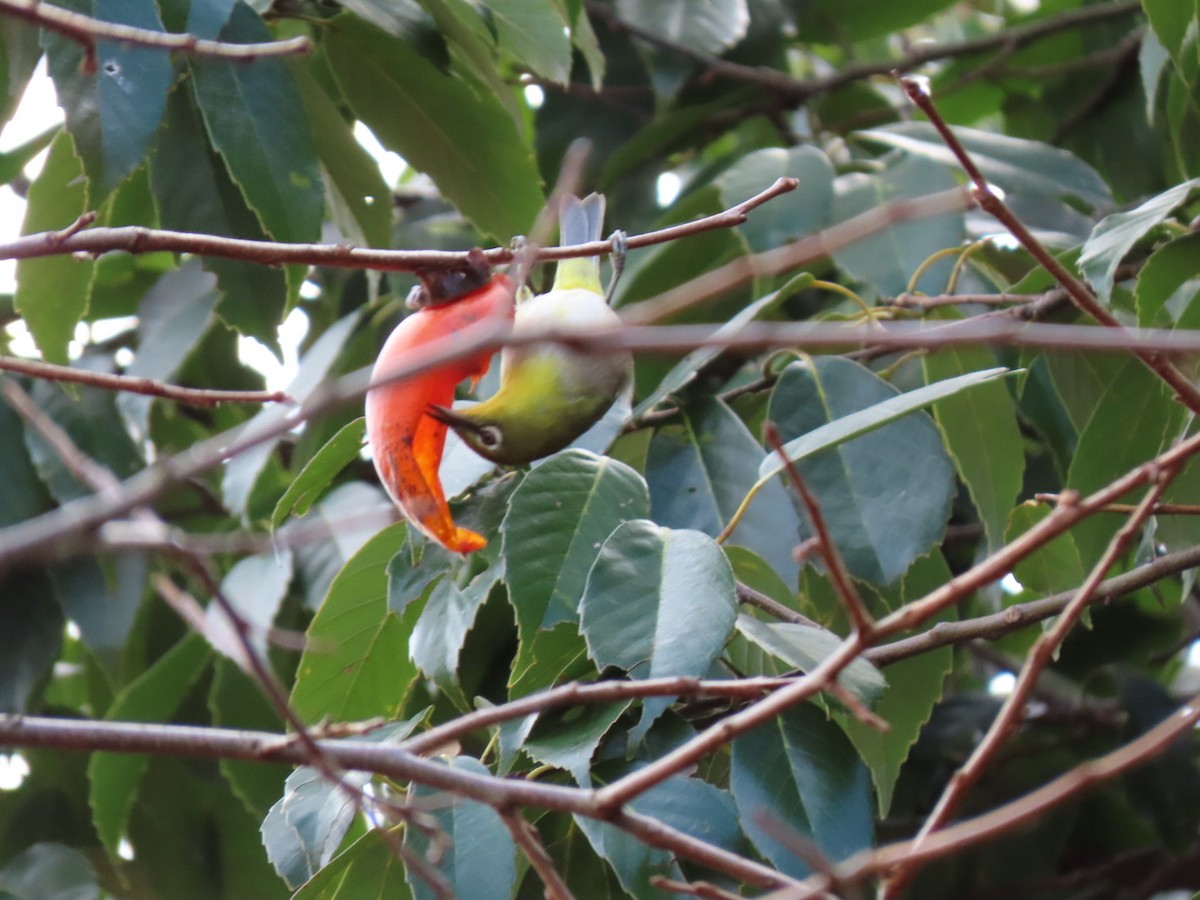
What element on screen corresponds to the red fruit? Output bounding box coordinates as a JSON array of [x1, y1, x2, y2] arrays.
[[365, 265, 513, 554]]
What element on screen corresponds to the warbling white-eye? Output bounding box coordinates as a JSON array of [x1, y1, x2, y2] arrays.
[[429, 193, 632, 465]]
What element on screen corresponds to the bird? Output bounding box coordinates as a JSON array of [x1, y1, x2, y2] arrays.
[[428, 193, 632, 466], [365, 252, 514, 553]]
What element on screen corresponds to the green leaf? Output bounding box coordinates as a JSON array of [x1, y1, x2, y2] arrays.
[[1143, 0, 1199, 73], [262, 768, 369, 890], [151, 82, 287, 347], [629, 775, 748, 858], [209, 658, 290, 819], [404, 757, 516, 900], [645, 397, 800, 583], [1066, 359, 1178, 565], [15, 129, 94, 364], [763, 358, 961, 584], [1006, 502, 1085, 597], [730, 702, 872, 877], [489, 0, 572, 84], [263, 717, 423, 889], [794, 0, 957, 41], [43, 0, 173, 198], [221, 312, 358, 519], [0, 568, 62, 713], [290, 523, 418, 723], [0, 400, 49, 528], [734, 615, 885, 707], [579, 521, 737, 738], [571, 812, 680, 899], [88, 633, 210, 858], [49, 555, 146, 677], [633, 286, 795, 417], [0, 16, 44, 130], [272, 419, 368, 529], [409, 564, 504, 698], [759, 362, 1012, 480], [188, 1, 323, 244], [523, 701, 630, 785], [501, 450, 649, 669], [327, 14, 543, 242], [858, 122, 1111, 210], [837, 551, 953, 816], [205, 551, 293, 664], [0, 842, 102, 900], [291, 829, 413, 900], [615, 0, 748, 55], [1135, 231, 1200, 327], [1078, 178, 1200, 304], [830, 153, 965, 296], [295, 67, 392, 250], [922, 314, 1025, 552], [716, 147, 834, 253], [0, 125, 58, 186], [115, 259, 219, 439], [24, 377, 143, 504]]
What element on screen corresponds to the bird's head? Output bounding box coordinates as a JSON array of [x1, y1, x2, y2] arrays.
[[427, 404, 510, 464]]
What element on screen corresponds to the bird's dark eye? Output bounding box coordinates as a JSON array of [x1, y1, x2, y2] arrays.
[[478, 425, 502, 449]]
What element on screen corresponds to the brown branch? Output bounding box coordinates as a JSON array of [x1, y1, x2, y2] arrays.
[[402, 676, 797, 758], [795, 690, 1200, 896], [500, 811, 575, 900], [900, 76, 1200, 417], [765, 421, 875, 636], [594, 422, 1200, 814], [0, 0, 312, 58], [587, 0, 1141, 105], [736, 580, 814, 626], [0, 714, 800, 892], [883, 462, 1181, 897], [865, 541, 1200, 667], [13, 313, 1200, 575], [0, 178, 797, 272], [1, 379, 386, 838], [620, 186, 975, 325], [1037, 492, 1200, 516], [0, 354, 292, 407]]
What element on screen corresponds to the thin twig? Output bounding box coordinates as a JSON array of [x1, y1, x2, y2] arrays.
[[883, 462, 1182, 896], [586, 0, 1140, 106], [0, 0, 312, 58], [0, 178, 797, 272], [0, 354, 292, 406], [900, 76, 1200, 417], [764, 421, 875, 636], [1037, 492, 1200, 516], [866, 541, 1200, 666], [500, 811, 575, 900], [786, 691, 1200, 897], [0, 714, 800, 891]]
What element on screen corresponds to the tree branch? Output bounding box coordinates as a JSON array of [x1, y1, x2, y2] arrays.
[[0, 714, 800, 892], [0, 354, 292, 406], [883, 462, 1181, 897], [0, 178, 797, 272], [0, 0, 312, 58], [901, 76, 1200, 417]]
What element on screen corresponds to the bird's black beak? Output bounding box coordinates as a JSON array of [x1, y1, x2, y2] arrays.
[[427, 404, 479, 433]]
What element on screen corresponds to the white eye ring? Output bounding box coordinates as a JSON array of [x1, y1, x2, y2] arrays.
[[478, 425, 502, 449]]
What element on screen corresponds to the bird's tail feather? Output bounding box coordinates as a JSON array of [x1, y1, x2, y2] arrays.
[[553, 193, 604, 294]]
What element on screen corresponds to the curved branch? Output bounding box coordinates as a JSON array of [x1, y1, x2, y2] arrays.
[[0, 354, 292, 406], [0, 0, 312, 58], [587, 0, 1141, 105], [0, 178, 798, 272], [0, 714, 798, 892]]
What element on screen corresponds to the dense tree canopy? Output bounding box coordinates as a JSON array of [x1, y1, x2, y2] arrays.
[[1, 0, 1199, 897]]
